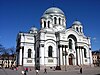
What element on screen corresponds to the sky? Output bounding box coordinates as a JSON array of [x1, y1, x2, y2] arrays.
[[0, 0, 100, 51]]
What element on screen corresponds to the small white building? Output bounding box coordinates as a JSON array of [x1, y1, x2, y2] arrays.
[[16, 7, 93, 70]]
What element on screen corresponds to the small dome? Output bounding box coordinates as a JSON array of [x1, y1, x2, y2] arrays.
[[73, 20, 82, 25], [30, 27, 38, 31], [44, 7, 64, 15]]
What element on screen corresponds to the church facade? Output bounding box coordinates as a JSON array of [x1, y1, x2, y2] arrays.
[[16, 7, 93, 69]]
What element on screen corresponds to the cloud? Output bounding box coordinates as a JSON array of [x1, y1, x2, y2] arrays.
[[92, 37, 97, 43], [92, 37, 96, 41]]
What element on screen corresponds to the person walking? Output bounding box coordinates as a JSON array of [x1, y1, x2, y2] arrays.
[[44, 68, 47, 74], [25, 67, 28, 72], [21, 70, 25, 75], [53, 66, 55, 71], [80, 66, 82, 74], [24, 70, 27, 75], [36, 69, 39, 75]]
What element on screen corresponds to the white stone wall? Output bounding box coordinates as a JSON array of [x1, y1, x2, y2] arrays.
[[16, 7, 93, 68]]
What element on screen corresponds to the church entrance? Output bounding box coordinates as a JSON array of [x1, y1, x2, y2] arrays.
[[68, 54, 74, 65]]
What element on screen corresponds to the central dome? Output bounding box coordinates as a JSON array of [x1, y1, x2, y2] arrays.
[[44, 7, 64, 15]]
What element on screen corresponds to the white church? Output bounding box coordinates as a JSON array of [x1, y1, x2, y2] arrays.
[[16, 7, 93, 70]]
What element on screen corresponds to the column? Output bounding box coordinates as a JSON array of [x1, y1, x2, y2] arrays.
[[77, 47, 80, 65], [58, 45, 61, 66], [62, 45, 64, 65], [80, 47, 83, 65], [60, 47, 63, 65], [65, 45, 67, 71], [74, 57, 77, 65], [19, 48, 22, 65], [79, 47, 81, 65], [90, 50, 93, 65], [57, 45, 59, 66], [81, 48, 84, 65], [75, 47, 78, 65], [40, 46, 44, 65]]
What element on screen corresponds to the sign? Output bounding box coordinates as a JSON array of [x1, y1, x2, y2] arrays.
[[48, 59, 53, 62], [27, 60, 32, 63]]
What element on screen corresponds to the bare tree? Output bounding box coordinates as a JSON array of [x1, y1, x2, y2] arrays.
[[0, 44, 10, 68], [0, 44, 4, 54], [8, 47, 16, 68], [0, 44, 16, 68]]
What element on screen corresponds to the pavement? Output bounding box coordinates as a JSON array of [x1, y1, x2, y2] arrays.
[[0, 67, 100, 75]]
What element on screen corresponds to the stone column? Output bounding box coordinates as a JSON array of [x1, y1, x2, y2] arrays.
[[40, 45, 44, 65], [75, 47, 78, 65], [79, 47, 81, 65], [60, 46, 63, 65], [62, 45, 64, 65], [77, 47, 80, 65], [82, 48, 84, 65], [89, 50, 93, 65], [65, 45, 68, 71], [80, 47, 82, 65], [19, 48, 22, 65], [58, 45, 61, 66]]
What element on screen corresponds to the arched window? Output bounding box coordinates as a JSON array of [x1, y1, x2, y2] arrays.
[[80, 27, 82, 32], [76, 27, 79, 32], [84, 48, 87, 58], [69, 39, 72, 49], [28, 49, 31, 58], [44, 21, 46, 28], [54, 17, 57, 24], [62, 19, 64, 25], [59, 18, 61, 25], [48, 46, 53, 57], [48, 21, 50, 28]]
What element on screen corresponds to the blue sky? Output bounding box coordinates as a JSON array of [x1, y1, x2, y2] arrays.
[[0, 0, 100, 50]]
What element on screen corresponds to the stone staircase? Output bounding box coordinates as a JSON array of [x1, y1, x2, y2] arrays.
[[61, 65, 94, 71], [61, 65, 79, 71]]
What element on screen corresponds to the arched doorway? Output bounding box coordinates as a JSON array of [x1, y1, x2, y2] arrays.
[[68, 54, 75, 65]]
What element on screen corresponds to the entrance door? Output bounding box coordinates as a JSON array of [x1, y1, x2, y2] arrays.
[[69, 58, 73, 65], [69, 54, 74, 65]]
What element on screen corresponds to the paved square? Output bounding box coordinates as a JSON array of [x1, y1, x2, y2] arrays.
[[0, 67, 100, 75]]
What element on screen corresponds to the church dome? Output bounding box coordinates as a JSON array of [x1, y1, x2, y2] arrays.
[[30, 26, 38, 34], [73, 20, 82, 25], [44, 7, 64, 15], [30, 27, 38, 31], [42, 14, 52, 19]]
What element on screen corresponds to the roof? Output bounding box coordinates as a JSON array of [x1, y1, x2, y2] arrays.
[[44, 7, 64, 15]]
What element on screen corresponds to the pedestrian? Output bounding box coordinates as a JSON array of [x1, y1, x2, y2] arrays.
[[80, 66, 82, 74], [25, 67, 28, 72], [24, 70, 27, 75], [44, 68, 47, 74], [36, 69, 39, 75], [16, 67, 18, 71], [53, 66, 55, 71], [21, 70, 24, 75]]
